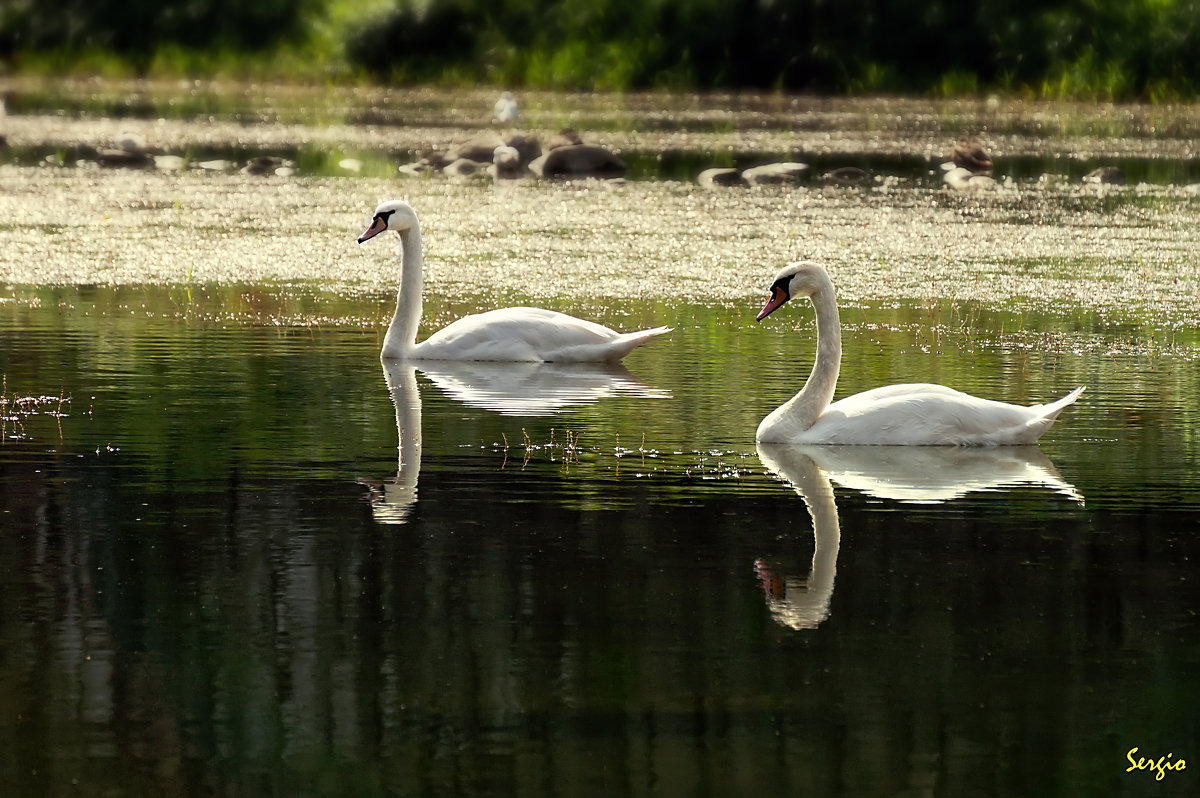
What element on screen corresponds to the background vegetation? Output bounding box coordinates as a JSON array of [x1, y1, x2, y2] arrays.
[[1, 0, 1199, 97]]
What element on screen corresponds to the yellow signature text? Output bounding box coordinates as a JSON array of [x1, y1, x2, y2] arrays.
[[1126, 748, 1187, 781]]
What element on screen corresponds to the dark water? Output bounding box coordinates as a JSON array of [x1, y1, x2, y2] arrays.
[[1, 287, 1198, 797]]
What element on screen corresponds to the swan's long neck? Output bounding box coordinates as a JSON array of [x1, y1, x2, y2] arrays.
[[787, 281, 842, 429], [381, 226, 424, 359]]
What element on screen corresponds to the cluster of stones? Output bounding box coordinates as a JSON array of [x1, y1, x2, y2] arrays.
[[401, 129, 627, 181], [696, 136, 1138, 192]]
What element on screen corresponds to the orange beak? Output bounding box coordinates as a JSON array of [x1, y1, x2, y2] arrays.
[[357, 215, 388, 243], [756, 285, 789, 321]]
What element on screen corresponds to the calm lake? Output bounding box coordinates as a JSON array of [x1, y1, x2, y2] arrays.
[[2, 285, 1198, 797], [1, 86, 1199, 797]]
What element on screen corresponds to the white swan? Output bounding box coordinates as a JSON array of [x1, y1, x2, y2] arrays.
[[755, 262, 1084, 445], [358, 200, 671, 362]]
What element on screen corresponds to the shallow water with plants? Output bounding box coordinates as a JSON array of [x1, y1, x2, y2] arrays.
[[1, 90, 1199, 796]]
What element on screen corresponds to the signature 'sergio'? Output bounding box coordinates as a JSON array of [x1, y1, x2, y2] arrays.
[[1126, 748, 1186, 781]]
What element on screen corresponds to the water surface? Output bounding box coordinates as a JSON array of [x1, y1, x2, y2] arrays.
[[2, 87, 1198, 794], [2, 285, 1197, 797]]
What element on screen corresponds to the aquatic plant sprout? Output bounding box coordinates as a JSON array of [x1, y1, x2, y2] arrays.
[[0, 376, 71, 443]]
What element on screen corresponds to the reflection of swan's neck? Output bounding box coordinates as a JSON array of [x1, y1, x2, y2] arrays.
[[779, 283, 842, 432], [787, 457, 840, 628], [382, 227, 424, 359], [377, 364, 421, 523], [395, 366, 422, 493], [757, 446, 841, 630]]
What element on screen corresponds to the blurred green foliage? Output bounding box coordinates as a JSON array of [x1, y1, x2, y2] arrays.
[[2, 0, 1199, 97], [0, 0, 321, 66]]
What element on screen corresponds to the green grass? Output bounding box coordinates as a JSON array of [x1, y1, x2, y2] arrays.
[[11, 43, 353, 83], [5, 46, 1197, 102]]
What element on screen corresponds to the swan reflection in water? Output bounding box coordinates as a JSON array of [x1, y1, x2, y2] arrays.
[[368, 360, 670, 522], [754, 443, 1084, 630], [416, 360, 669, 416], [370, 362, 423, 524]]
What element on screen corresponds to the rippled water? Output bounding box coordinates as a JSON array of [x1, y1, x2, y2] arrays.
[[1, 283, 1197, 797], [1, 85, 1198, 794]]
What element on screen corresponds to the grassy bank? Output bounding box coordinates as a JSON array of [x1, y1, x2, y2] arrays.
[[2, 0, 1199, 99]]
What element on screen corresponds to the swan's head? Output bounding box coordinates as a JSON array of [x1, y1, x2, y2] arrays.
[[357, 200, 419, 244], [756, 261, 829, 322]]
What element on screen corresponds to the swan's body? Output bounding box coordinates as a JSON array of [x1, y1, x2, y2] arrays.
[[755, 262, 1083, 445], [358, 200, 670, 362]]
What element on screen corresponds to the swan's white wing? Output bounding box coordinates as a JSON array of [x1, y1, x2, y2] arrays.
[[798, 384, 1082, 445], [412, 307, 670, 362]]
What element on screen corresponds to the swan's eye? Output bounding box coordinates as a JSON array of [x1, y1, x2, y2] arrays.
[[377, 210, 395, 226]]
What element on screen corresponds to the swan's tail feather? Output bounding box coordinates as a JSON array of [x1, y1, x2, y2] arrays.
[[1008, 386, 1084, 444], [546, 326, 672, 363], [606, 326, 673, 361], [1038, 386, 1085, 421]]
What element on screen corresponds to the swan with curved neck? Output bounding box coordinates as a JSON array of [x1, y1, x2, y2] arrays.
[[358, 200, 671, 362], [755, 262, 1084, 445]]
